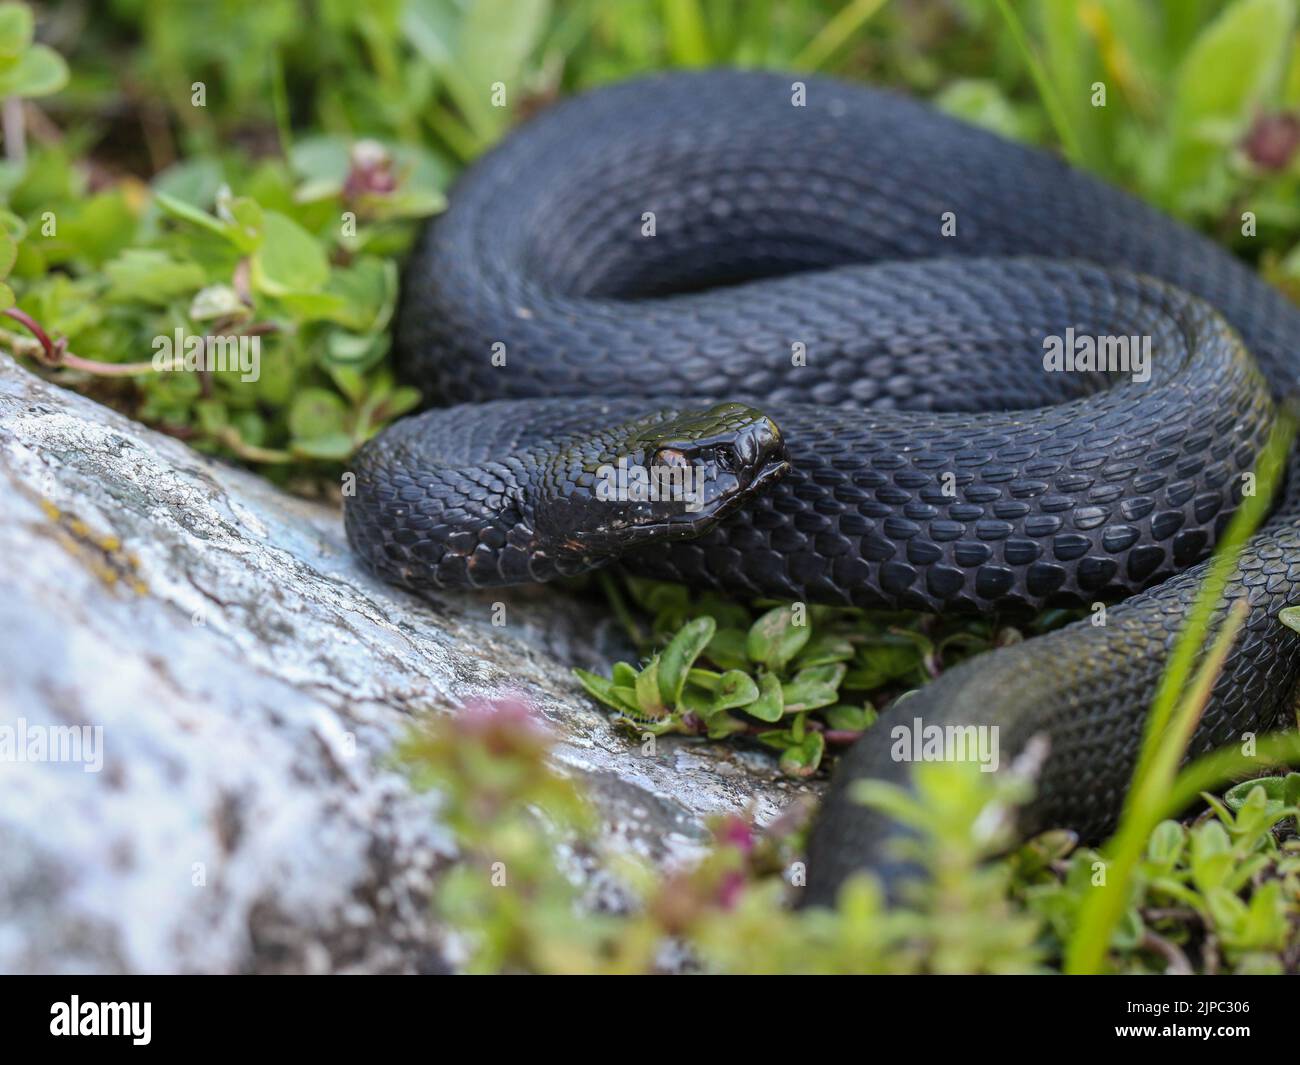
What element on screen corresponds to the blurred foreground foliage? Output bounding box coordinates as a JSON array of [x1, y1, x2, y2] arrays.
[[402, 695, 1300, 974]]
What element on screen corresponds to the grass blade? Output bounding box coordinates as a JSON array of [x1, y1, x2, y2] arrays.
[[993, 0, 1085, 163], [1064, 417, 1293, 973], [793, 0, 888, 71], [663, 0, 712, 67]]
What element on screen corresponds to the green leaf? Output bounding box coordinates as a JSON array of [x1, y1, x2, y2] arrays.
[[252, 210, 329, 296], [684, 667, 722, 691], [1278, 606, 1300, 633], [744, 672, 784, 723], [287, 387, 348, 441], [746, 605, 811, 672], [710, 669, 759, 713], [276, 291, 350, 324], [703, 712, 747, 740], [1221, 777, 1294, 832], [103, 248, 205, 305], [359, 185, 447, 223], [1223, 776, 1287, 810], [1286, 772, 1300, 808], [1012, 829, 1078, 878], [154, 190, 231, 240], [678, 684, 711, 715], [778, 732, 825, 778], [51, 190, 136, 268], [379, 385, 420, 421], [152, 160, 224, 213], [663, 0, 711, 66], [791, 631, 854, 669], [616, 714, 682, 736], [933, 78, 1031, 143], [0, 44, 70, 98], [634, 658, 667, 718], [609, 686, 643, 714], [440, 0, 549, 138], [289, 134, 352, 185], [1205, 887, 1248, 935], [1112, 908, 1145, 952], [0, 207, 24, 242], [194, 399, 229, 435], [325, 330, 390, 371], [625, 577, 689, 618], [1236, 881, 1286, 950], [657, 616, 715, 706], [189, 284, 248, 323], [844, 633, 925, 689], [154, 183, 258, 252], [703, 626, 749, 671], [1165, 0, 1294, 210], [0, 226, 16, 278], [824, 702, 875, 732], [780, 663, 846, 715], [1173, 0, 1292, 123], [1189, 819, 1234, 893], [219, 195, 264, 252], [573, 668, 627, 713], [578, 668, 660, 721], [0, 3, 32, 58], [756, 728, 795, 750], [324, 257, 398, 332], [291, 433, 354, 460], [1145, 820, 1186, 868]]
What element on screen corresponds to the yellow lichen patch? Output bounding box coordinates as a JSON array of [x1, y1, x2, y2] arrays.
[[38, 498, 148, 596]]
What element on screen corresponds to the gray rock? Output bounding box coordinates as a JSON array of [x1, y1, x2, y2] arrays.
[[0, 357, 817, 974]]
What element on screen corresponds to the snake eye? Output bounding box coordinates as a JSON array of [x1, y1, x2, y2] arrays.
[[655, 447, 689, 469]]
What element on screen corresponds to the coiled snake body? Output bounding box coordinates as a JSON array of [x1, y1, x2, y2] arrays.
[[345, 72, 1300, 906]]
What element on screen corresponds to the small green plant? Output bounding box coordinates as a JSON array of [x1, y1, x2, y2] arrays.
[[0, 1, 67, 111], [2, 127, 438, 474], [576, 575, 1074, 775], [1027, 786, 1300, 975]]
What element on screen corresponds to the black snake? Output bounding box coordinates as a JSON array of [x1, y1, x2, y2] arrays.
[[343, 71, 1300, 907]]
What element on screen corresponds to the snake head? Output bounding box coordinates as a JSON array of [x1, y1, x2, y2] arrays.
[[539, 402, 789, 558]]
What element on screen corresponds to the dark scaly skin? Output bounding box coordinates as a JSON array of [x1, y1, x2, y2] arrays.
[[345, 71, 1300, 906]]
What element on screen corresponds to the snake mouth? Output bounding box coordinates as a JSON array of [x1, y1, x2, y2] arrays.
[[623, 452, 792, 542], [539, 403, 791, 556], [647, 413, 790, 536], [749, 457, 792, 494]]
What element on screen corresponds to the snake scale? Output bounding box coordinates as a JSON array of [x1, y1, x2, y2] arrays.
[[344, 71, 1300, 907]]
